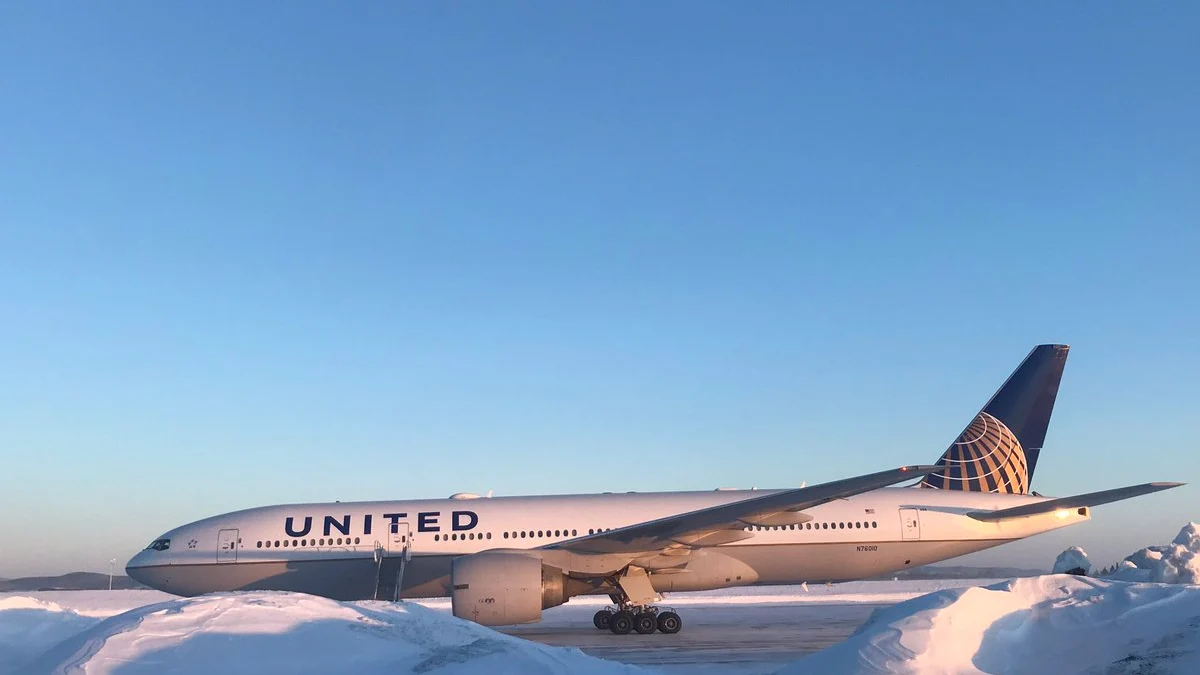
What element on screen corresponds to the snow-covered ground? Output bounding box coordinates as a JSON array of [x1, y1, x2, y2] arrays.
[[5, 592, 643, 675], [2, 526, 1197, 675], [779, 575, 1200, 675], [0, 581, 979, 675], [1052, 546, 1092, 574], [1107, 522, 1200, 584]]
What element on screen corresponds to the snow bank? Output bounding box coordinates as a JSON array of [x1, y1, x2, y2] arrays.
[[0, 596, 102, 674], [778, 575, 1200, 675], [9, 592, 641, 675], [1107, 522, 1200, 585], [1051, 546, 1091, 575]]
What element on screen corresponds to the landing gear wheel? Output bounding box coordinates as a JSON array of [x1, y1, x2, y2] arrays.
[[656, 611, 682, 634], [609, 610, 634, 635], [634, 612, 657, 634], [592, 609, 612, 630]]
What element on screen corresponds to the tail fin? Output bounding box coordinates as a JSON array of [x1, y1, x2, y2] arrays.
[[919, 344, 1069, 494]]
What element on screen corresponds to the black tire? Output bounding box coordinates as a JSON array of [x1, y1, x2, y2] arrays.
[[656, 611, 682, 634], [634, 612, 657, 634], [593, 609, 612, 630], [609, 610, 634, 635]]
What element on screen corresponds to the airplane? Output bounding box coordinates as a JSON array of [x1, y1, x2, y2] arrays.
[[126, 344, 1182, 635]]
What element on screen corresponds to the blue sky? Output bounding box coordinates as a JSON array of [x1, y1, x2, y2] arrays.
[[0, 3, 1196, 577]]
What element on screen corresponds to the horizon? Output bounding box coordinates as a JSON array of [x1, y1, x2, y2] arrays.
[[1, 3, 1197, 578]]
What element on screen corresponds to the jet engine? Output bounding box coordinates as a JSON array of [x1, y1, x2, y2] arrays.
[[450, 552, 574, 625]]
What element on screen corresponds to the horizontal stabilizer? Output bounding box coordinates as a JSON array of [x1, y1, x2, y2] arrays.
[[967, 482, 1184, 522]]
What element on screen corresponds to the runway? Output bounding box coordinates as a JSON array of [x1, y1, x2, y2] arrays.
[[415, 580, 997, 673], [501, 601, 880, 673]]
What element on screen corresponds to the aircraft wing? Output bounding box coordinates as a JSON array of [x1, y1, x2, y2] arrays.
[[546, 465, 938, 556], [966, 482, 1184, 522]]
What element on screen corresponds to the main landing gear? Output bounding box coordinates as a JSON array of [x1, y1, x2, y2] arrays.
[[592, 564, 683, 634], [592, 606, 683, 635]]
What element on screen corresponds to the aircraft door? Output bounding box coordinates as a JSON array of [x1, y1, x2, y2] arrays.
[[388, 522, 411, 558], [899, 509, 921, 540], [217, 528, 239, 562]]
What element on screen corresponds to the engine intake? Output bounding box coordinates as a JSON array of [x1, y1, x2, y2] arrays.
[[450, 552, 570, 626]]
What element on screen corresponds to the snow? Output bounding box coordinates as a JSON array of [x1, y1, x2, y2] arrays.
[[1106, 522, 1200, 584], [6, 592, 643, 675], [2, 540, 1197, 675], [1051, 545, 1092, 574], [0, 596, 97, 674], [779, 575, 1200, 675], [0, 581, 987, 675]]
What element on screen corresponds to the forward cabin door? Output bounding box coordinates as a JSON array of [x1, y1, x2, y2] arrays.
[[388, 522, 411, 557], [217, 528, 239, 562], [380, 521, 411, 601], [899, 509, 921, 540]]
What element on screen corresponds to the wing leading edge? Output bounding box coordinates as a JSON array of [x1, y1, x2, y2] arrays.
[[548, 465, 939, 556], [966, 482, 1184, 522]]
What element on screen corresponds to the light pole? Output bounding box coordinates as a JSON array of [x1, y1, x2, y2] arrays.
[[108, 559, 116, 591]]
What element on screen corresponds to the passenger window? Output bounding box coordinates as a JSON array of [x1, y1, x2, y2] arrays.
[[486, 532, 492, 539]]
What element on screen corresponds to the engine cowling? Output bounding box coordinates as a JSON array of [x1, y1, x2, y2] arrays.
[[450, 552, 569, 626]]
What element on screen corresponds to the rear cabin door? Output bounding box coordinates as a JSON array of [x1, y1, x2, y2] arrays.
[[899, 509, 921, 540], [217, 528, 239, 562]]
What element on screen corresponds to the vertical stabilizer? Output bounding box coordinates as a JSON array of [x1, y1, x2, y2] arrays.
[[920, 344, 1069, 493]]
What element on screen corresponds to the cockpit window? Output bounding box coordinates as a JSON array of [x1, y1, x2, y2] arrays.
[[145, 538, 171, 551]]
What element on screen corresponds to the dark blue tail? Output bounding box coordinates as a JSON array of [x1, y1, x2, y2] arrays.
[[920, 344, 1069, 494]]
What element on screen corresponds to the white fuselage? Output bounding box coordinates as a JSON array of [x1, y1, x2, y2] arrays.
[[126, 486, 1085, 601]]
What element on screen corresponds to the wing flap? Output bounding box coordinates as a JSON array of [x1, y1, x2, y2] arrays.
[[549, 465, 937, 555], [967, 482, 1184, 522]]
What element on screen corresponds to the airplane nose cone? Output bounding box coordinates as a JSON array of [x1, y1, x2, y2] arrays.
[[125, 551, 152, 586], [125, 554, 145, 581]]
